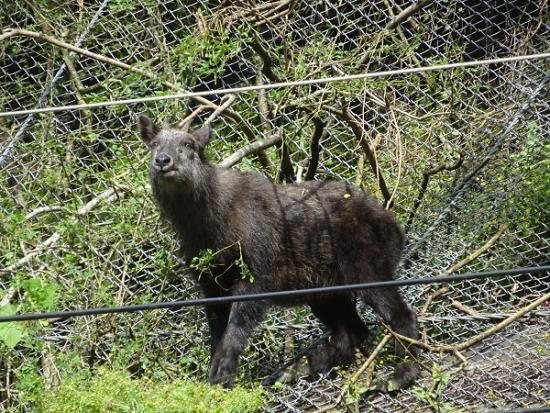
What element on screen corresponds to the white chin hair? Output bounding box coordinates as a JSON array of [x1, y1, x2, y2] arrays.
[[161, 170, 177, 178]]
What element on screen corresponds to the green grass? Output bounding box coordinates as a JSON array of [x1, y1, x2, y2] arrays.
[[16, 367, 265, 413]]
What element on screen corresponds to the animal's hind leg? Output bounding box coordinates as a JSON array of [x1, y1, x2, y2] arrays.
[[308, 295, 369, 374], [361, 287, 420, 389]]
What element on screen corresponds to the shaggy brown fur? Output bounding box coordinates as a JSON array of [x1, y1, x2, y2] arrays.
[[139, 116, 419, 388]]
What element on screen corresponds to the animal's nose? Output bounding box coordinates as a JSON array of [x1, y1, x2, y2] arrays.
[[155, 152, 172, 168]]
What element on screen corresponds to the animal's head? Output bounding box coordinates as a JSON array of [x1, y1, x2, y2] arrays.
[[138, 115, 211, 186]]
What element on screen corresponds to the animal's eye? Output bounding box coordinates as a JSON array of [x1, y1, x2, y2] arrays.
[[184, 142, 193, 149]]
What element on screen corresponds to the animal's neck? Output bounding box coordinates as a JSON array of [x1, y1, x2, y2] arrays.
[[153, 165, 221, 252]]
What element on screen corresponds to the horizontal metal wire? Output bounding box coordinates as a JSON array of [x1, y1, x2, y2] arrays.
[[1, 265, 548, 323], [487, 407, 550, 413], [0, 52, 548, 118]]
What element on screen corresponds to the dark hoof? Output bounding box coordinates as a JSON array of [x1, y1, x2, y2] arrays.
[[266, 357, 309, 385], [307, 342, 354, 375], [306, 343, 334, 375], [208, 357, 236, 388], [371, 382, 389, 393], [392, 362, 421, 389], [369, 363, 420, 394], [209, 372, 235, 389]]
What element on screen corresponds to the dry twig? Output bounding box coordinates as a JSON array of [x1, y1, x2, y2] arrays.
[[385, 105, 404, 209], [24, 206, 65, 221], [384, 0, 434, 31], [419, 286, 449, 316], [314, 335, 392, 413], [253, 68, 275, 170], [444, 224, 508, 275], [405, 154, 464, 233], [0, 28, 262, 148], [250, 32, 280, 82], [0, 186, 128, 277], [450, 299, 479, 317], [0, 28, 182, 92], [419, 224, 508, 315], [179, 94, 237, 129], [277, 138, 296, 183], [333, 108, 393, 207], [389, 290, 550, 353], [219, 131, 282, 168], [304, 118, 327, 181]]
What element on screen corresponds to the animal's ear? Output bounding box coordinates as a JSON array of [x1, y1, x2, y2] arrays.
[[193, 124, 211, 148], [138, 115, 160, 147]]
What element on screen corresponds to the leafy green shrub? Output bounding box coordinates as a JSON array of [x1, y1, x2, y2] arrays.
[[26, 368, 265, 413], [0, 278, 57, 349]]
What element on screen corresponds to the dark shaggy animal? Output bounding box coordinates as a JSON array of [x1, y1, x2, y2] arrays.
[[138, 116, 420, 389]]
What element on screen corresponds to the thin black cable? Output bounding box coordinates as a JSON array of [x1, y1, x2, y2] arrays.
[[0, 265, 548, 323]]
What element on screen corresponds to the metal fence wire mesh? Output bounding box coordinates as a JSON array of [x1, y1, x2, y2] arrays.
[[0, 0, 549, 411]]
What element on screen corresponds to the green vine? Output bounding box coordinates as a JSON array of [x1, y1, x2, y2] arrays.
[[190, 241, 254, 284]]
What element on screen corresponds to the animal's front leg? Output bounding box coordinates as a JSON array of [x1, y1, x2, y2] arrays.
[[209, 301, 266, 388], [204, 303, 230, 356], [198, 274, 233, 357]]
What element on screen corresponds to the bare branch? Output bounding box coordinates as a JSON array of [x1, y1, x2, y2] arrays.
[[178, 106, 208, 129], [454, 290, 549, 351], [250, 0, 293, 26], [178, 94, 237, 129], [0, 232, 62, 276], [450, 299, 479, 317], [304, 118, 327, 181], [250, 32, 281, 82], [419, 224, 508, 315], [332, 107, 393, 207], [405, 154, 464, 233], [253, 68, 275, 170], [383, 0, 426, 73], [384, 0, 434, 31], [419, 286, 448, 316], [385, 105, 404, 209], [0, 28, 262, 146], [0, 28, 182, 92], [314, 335, 392, 413], [0, 287, 17, 307], [386, 290, 550, 353], [444, 224, 508, 275], [0, 186, 128, 276], [355, 154, 365, 187], [25, 206, 64, 221], [204, 94, 237, 125], [278, 139, 296, 183], [219, 131, 282, 169]]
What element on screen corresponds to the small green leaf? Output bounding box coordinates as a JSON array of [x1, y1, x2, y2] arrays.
[[0, 305, 26, 349], [21, 279, 57, 311], [0, 323, 25, 349]]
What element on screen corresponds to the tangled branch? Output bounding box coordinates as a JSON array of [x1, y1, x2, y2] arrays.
[[0, 28, 261, 148], [405, 154, 464, 233], [393, 290, 550, 353]]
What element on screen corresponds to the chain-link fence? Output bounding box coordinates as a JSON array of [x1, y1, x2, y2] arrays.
[[1, 1, 548, 411]]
